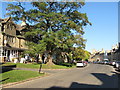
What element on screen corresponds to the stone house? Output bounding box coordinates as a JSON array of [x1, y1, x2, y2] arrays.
[[113, 43, 120, 61], [90, 43, 120, 62], [0, 17, 28, 62], [106, 43, 119, 61], [90, 49, 105, 61]]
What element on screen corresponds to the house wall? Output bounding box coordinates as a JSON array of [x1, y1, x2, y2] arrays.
[[3, 22, 16, 36], [1, 24, 27, 49], [107, 53, 112, 61], [19, 38, 28, 49], [4, 35, 16, 47], [0, 18, 28, 62], [0, 33, 3, 46]]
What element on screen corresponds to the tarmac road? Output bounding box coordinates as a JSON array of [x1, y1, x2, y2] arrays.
[[3, 64, 119, 89]]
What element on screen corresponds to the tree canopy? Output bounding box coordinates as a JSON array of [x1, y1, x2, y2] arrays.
[[6, 2, 91, 64]]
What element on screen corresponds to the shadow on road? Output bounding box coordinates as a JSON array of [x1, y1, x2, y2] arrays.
[[46, 72, 119, 89]]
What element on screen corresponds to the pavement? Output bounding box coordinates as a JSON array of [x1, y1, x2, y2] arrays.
[[13, 67, 74, 74], [2, 64, 119, 89]]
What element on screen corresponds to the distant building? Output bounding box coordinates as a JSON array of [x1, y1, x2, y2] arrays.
[[0, 17, 28, 62], [90, 43, 120, 62], [90, 49, 104, 61], [114, 43, 120, 61]]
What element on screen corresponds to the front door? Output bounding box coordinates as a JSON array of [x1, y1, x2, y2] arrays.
[[7, 50, 10, 61]]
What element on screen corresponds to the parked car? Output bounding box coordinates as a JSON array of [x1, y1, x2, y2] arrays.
[[93, 61, 98, 64], [112, 61, 116, 66], [101, 61, 105, 64], [115, 61, 120, 67], [98, 61, 104, 64], [115, 61, 120, 71], [108, 61, 113, 65], [83, 61, 88, 66], [103, 60, 109, 65], [76, 61, 86, 67]]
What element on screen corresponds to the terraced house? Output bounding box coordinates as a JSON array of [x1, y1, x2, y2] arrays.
[[0, 17, 28, 62], [90, 43, 120, 62]]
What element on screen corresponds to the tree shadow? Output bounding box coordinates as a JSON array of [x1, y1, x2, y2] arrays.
[[0, 63, 5, 65], [0, 78, 9, 82], [46, 72, 119, 89], [0, 65, 16, 73]]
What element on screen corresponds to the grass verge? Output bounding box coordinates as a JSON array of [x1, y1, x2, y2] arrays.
[[0, 70, 44, 84], [2, 62, 76, 69]]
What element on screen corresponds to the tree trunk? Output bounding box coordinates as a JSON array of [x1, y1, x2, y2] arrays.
[[46, 54, 55, 65]]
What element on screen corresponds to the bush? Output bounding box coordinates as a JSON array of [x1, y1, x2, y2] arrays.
[[61, 63, 72, 67]]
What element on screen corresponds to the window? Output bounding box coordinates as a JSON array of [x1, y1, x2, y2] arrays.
[[0, 50, 1, 56], [2, 49, 7, 56], [7, 24, 9, 29], [14, 38, 16, 43], [6, 36, 10, 42], [6, 36, 15, 43], [9, 24, 12, 30], [11, 37, 13, 43]]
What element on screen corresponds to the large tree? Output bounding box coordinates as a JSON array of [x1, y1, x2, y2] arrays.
[[6, 2, 91, 65]]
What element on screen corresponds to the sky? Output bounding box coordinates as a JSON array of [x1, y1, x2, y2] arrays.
[[81, 2, 118, 52], [0, 1, 119, 52]]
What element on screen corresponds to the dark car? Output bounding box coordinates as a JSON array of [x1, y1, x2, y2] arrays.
[[93, 61, 98, 64], [99, 61, 104, 64], [108, 61, 113, 65], [83, 61, 88, 66], [103, 60, 109, 65]]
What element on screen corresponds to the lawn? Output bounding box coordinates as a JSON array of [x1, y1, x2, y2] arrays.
[[1, 63, 75, 85], [0, 70, 44, 84], [1, 62, 15, 66], [2, 62, 76, 69]]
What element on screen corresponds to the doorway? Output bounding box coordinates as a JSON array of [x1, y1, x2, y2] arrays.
[[7, 50, 10, 61]]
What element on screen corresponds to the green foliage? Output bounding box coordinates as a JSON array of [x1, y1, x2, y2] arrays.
[[83, 50, 91, 60], [2, 62, 75, 69], [6, 2, 91, 63], [60, 63, 74, 67], [1, 63, 16, 66], [72, 47, 85, 60], [6, 3, 26, 22], [72, 47, 90, 61]]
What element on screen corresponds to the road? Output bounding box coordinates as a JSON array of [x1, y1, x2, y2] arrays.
[[3, 64, 119, 88]]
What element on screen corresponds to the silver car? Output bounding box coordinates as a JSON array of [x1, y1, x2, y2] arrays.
[[115, 61, 120, 70], [115, 61, 120, 68]]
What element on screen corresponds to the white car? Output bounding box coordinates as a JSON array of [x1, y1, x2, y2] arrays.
[[76, 61, 85, 67], [112, 61, 116, 66]]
